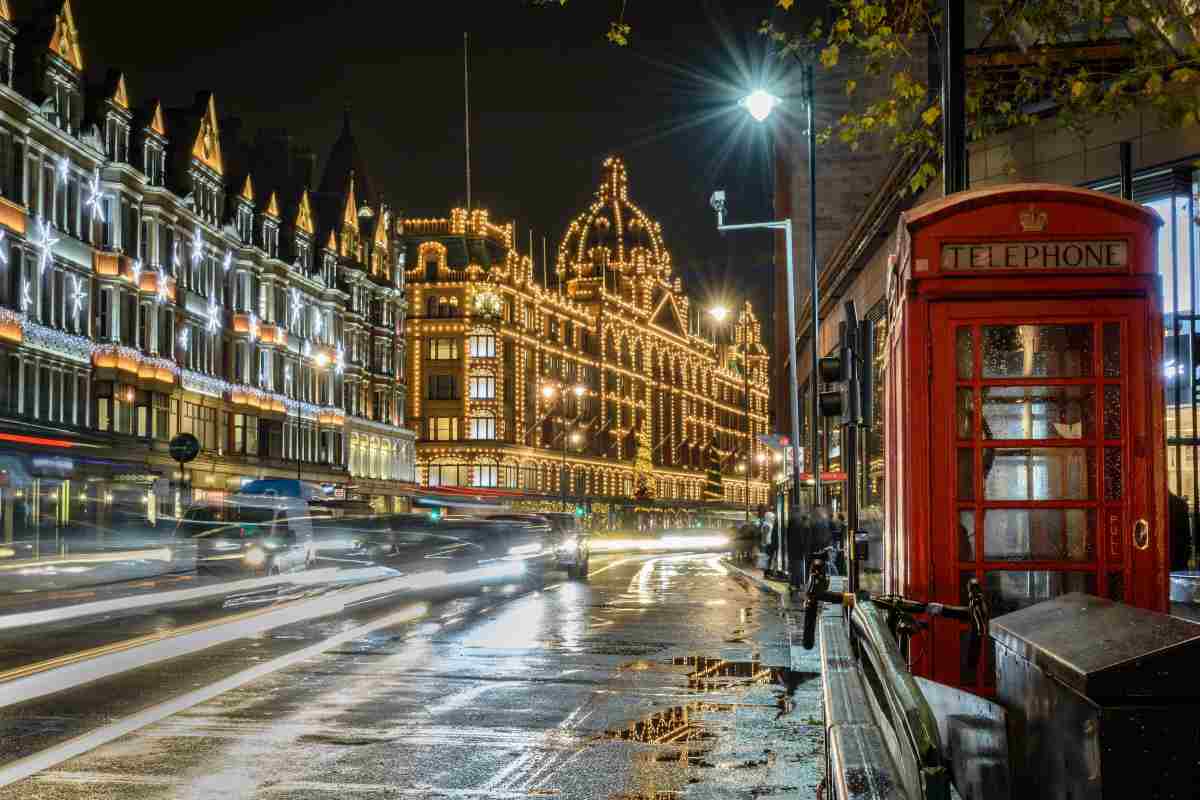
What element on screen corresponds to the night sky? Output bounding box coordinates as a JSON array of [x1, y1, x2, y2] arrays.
[[72, 0, 792, 348]]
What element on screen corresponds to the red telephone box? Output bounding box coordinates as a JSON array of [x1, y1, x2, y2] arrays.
[[884, 183, 1165, 691]]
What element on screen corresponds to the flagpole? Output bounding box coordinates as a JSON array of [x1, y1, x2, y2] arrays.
[[463, 31, 471, 213]]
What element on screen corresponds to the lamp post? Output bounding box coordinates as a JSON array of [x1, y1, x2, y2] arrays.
[[715, 69, 819, 511], [536, 381, 588, 511], [709, 304, 754, 521]]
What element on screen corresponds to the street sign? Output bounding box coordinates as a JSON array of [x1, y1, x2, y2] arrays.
[[169, 433, 201, 464]]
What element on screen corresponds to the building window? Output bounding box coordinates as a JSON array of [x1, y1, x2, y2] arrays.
[[473, 464, 498, 487], [427, 374, 457, 400], [467, 334, 495, 358], [468, 375, 495, 399], [427, 417, 458, 441], [468, 415, 495, 440], [427, 337, 459, 360]]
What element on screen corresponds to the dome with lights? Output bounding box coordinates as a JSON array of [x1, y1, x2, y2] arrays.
[[557, 156, 671, 280]]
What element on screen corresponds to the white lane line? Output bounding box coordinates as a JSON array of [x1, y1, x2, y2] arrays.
[[0, 602, 430, 789], [0, 566, 398, 631], [0, 572, 414, 711]]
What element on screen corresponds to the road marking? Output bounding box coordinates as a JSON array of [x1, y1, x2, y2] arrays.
[[0, 565, 397, 632], [0, 602, 429, 789], [0, 572, 417, 711]]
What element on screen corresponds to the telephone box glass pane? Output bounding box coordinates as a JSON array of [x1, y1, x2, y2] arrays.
[[1102, 322, 1121, 377], [981, 386, 1094, 440], [957, 449, 974, 500], [959, 510, 975, 561], [984, 447, 1094, 500], [979, 570, 1097, 616], [956, 388, 974, 439], [982, 324, 1093, 378], [957, 327, 974, 378], [1104, 447, 1123, 500], [1103, 386, 1121, 440], [983, 509, 1095, 561]]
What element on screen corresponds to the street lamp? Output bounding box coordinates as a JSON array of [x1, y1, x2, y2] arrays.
[[713, 68, 819, 514], [708, 303, 754, 522], [531, 380, 588, 510]]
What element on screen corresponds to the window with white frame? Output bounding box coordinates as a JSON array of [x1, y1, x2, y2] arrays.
[[468, 333, 495, 358], [468, 414, 495, 440], [472, 464, 498, 487], [468, 375, 495, 399]]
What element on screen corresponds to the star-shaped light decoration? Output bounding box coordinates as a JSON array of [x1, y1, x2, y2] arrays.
[[129, 258, 143, 289], [156, 267, 168, 304], [70, 274, 85, 328], [172, 240, 181, 271], [84, 171, 108, 222], [247, 313, 259, 341], [206, 299, 220, 333], [178, 327, 190, 351], [56, 156, 69, 184], [289, 287, 302, 329], [191, 228, 203, 266], [33, 218, 60, 275], [20, 279, 31, 312], [284, 363, 293, 392], [334, 343, 345, 375], [222, 250, 232, 272], [0, 230, 8, 266], [311, 309, 323, 341]]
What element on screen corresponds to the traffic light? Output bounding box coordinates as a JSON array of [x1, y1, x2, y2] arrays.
[[817, 302, 874, 426]]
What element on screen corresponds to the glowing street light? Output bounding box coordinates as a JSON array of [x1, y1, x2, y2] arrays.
[[707, 304, 730, 322], [569, 431, 583, 446], [314, 351, 331, 368], [740, 89, 781, 123], [541, 384, 557, 400]]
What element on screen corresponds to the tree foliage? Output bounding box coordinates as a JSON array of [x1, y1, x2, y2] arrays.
[[543, 0, 1200, 192]]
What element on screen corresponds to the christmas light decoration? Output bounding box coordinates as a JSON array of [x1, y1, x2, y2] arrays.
[[56, 155, 69, 184], [0, 230, 8, 265], [20, 280, 30, 312], [70, 273, 85, 328], [178, 327, 189, 351], [84, 170, 108, 221], [33, 218, 59, 275], [156, 266, 168, 304], [289, 287, 301, 329], [129, 258, 142, 287], [222, 250, 232, 272], [335, 343, 345, 375], [207, 299, 220, 333], [191, 227, 203, 265]]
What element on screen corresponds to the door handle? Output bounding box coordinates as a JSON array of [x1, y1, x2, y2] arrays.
[[1132, 518, 1150, 551]]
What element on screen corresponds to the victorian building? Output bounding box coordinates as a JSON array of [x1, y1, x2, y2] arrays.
[[0, 0, 414, 534], [401, 157, 771, 509]]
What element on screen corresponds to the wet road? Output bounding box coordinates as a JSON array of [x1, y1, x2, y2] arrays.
[[0, 552, 823, 799]]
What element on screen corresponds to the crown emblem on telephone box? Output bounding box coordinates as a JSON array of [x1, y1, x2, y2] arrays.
[[1019, 205, 1049, 232]]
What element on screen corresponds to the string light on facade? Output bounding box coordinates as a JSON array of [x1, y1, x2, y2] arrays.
[[84, 170, 108, 221], [289, 287, 302, 330], [32, 218, 60, 276], [70, 274, 85, 328], [207, 299, 220, 333], [191, 227, 203, 265]]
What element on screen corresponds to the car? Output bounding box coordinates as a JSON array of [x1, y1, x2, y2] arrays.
[[486, 512, 590, 580], [176, 494, 314, 577]]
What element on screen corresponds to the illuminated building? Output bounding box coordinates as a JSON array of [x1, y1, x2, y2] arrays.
[[0, 0, 414, 527], [401, 157, 771, 508]]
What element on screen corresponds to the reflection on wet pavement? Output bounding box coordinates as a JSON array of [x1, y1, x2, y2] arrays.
[[0, 552, 825, 799]]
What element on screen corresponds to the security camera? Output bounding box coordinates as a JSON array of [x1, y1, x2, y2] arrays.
[[710, 190, 726, 227]]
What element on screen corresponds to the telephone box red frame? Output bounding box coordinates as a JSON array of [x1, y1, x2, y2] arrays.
[[884, 183, 1165, 692]]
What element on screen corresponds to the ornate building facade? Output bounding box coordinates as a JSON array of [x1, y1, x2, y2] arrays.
[[0, 0, 414, 526], [402, 158, 771, 508]]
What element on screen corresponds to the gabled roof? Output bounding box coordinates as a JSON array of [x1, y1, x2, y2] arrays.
[[649, 292, 687, 340], [189, 93, 223, 176], [319, 109, 376, 208], [47, 0, 82, 71], [296, 190, 315, 236]]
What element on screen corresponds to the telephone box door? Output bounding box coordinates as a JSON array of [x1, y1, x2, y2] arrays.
[[929, 297, 1160, 690]]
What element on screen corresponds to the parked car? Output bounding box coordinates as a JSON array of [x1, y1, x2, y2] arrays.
[[486, 512, 590, 580]]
